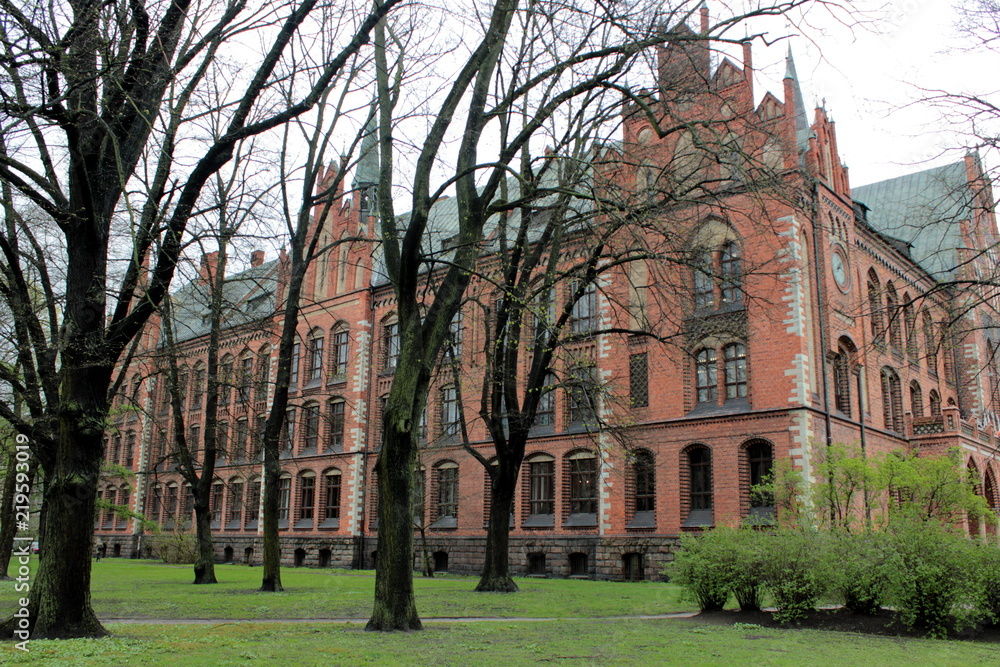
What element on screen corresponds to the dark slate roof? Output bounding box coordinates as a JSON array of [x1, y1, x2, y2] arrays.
[[166, 259, 279, 344], [371, 166, 594, 286], [851, 160, 973, 279]]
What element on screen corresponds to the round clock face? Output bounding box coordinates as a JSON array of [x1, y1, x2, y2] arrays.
[[831, 249, 848, 288]]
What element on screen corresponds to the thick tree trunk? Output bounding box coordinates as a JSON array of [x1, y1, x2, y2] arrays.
[[476, 467, 519, 592], [259, 438, 283, 591], [192, 498, 217, 584], [366, 416, 421, 631], [2, 399, 108, 638]]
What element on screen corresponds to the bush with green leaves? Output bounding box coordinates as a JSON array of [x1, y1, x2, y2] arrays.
[[668, 528, 769, 612], [828, 530, 893, 615], [148, 531, 198, 565], [667, 530, 733, 612], [974, 541, 1000, 626], [885, 520, 983, 637], [759, 529, 829, 623]]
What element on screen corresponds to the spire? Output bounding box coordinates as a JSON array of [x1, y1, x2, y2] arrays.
[[784, 47, 811, 157], [353, 110, 379, 192]]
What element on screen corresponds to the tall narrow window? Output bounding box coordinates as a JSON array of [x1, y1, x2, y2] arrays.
[[695, 348, 717, 403], [911, 381, 924, 418], [886, 284, 902, 352], [532, 286, 554, 344], [281, 408, 295, 453], [328, 399, 345, 452], [868, 271, 883, 344], [211, 481, 224, 524], [441, 386, 459, 438], [255, 351, 271, 403], [436, 463, 459, 522], [298, 472, 316, 523], [446, 311, 463, 359], [289, 343, 300, 388], [685, 446, 713, 528], [164, 484, 178, 522], [219, 356, 233, 405], [832, 348, 852, 416], [923, 311, 938, 376], [693, 251, 714, 309], [526, 456, 555, 524], [570, 281, 597, 334], [719, 242, 742, 304], [246, 478, 261, 528], [193, 366, 206, 410], [384, 321, 399, 372], [239, 356, 254, 402], [323, 470, 341, 525], [723, 343, 747, 399], [330, 328, 349, 380], [746, 440, 774, 518], [881, 368, 903, 433], [567, 452, 598, 520], [534, 373, 557, 429], [633, 451, 655, 513], [568, 365, 598, 427], [307, 330, 324, 383], [904, 300, 917, 360], [302, 402, 320, 452], [228, 480, 244, 526], [233, 418, 248, 460], [630, 353, 649, 408], [277, 474, 291, 525]]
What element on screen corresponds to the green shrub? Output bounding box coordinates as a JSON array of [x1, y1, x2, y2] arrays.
[[886, 521, 982, 637], [759, 530, 829, 624], [668, 530, 732, 612], [148, 531, 198, 564], [727, 529, 767, 611], [974, 541, 1000, 626], [829, 530, 892, 615]]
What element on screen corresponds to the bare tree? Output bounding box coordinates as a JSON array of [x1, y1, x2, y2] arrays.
[[0, 0, 400, 640], [365, 0, 815, 630]]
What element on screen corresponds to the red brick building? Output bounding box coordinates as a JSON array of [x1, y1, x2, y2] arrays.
[[96, 32, 1000, 578]]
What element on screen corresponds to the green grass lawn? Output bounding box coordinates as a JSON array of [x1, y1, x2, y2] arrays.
[[4, 619, 1000, 666], [1, 558, 685, 620]]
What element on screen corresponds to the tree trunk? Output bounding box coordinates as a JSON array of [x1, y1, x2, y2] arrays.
[[0, 450, 35, 580], [2, 405, 107, 638], [366, 416, 421, 631], [259, 436, 283, 591], [192, 496, 217, 584], [476, 466, 519, 592]]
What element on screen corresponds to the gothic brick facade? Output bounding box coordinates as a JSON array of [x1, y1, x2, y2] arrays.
[[95, 33, 1000, 580]]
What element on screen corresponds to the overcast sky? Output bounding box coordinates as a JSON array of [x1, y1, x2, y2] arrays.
[[747, 0, 999, 187]]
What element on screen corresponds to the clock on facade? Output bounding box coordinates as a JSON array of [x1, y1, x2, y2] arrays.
[[831, 247, 849, 290]]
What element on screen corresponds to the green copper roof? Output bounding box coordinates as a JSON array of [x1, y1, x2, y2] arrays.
[[852, 160, 972, 279]]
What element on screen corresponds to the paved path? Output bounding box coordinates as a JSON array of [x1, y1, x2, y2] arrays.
[[103, 613, 699, 625]]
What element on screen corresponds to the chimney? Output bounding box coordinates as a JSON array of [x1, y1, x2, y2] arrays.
[[700, 3, 709, 34], [251, 250, 265, 268], [742, 40, 753, 97], [199, 251, 218, 283]]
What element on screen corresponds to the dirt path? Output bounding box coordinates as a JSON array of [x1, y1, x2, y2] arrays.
[[103, 612, 700, 625]]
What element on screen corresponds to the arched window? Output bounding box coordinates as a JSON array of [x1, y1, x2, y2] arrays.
[[533, 373, 557, 430], [832, 340, 855, 417], [565, 450, 598, 524], [903, 295, 917, 360], [190, 363, 205, 410], [218, 354, 234, 405], [880, 367, 903, 433], [255, 348, 271, 403], [523, 453, 555, 527], [569, 280, 597, 334], [238, 353, 254, 403], [568, 365, 599, 427], [211, 480, 224, 526], [233, 417, 248, 460], [328, 398, 346, 452], [910, 381, 924, 418], [245, 477, 261, 528], [445, 310, 463, 359], [627, 450, 656, 529], [928, 389, 942, 417], [683, 446, 713, 527], [281, 407, 296, 453]]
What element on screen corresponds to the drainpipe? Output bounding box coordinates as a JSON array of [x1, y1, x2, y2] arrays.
[[358, 268, 377, 570]]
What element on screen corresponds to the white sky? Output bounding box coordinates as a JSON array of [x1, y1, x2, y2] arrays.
[[746, 0, 999, 187]]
